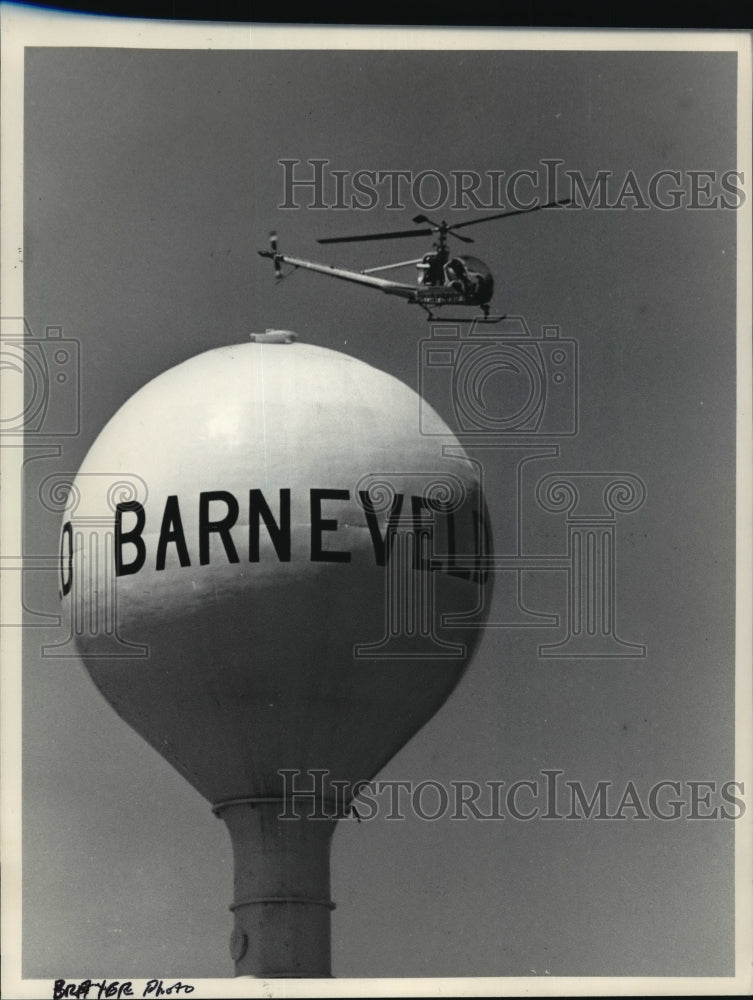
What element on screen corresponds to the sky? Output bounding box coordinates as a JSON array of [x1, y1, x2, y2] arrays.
[[14, 26, 743, 985]]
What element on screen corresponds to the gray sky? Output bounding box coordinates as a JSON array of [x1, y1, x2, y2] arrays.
[[21, 42, 739, 980]]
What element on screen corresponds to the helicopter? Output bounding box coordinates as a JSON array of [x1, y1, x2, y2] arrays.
[[258, 199, 571, 320]]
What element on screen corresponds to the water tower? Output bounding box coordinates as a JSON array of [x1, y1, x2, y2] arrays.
[[60, 333, 492, 977]]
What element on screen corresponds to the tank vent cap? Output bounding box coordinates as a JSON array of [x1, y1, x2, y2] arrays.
[[249, 330, 297, 344]]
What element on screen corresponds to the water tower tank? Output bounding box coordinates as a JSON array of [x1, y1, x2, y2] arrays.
[[60, 335, 492, 977]]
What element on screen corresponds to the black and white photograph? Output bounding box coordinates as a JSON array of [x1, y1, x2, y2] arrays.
[[1, 11, 751, 998]]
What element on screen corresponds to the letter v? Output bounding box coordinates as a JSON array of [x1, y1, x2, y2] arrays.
[[359, 491, 404, 566]]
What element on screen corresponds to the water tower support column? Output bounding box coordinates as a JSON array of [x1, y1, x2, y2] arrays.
[[213, 800, 337, 978]]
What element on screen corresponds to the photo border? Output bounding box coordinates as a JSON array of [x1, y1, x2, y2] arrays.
[[1, 9, 750, 997]]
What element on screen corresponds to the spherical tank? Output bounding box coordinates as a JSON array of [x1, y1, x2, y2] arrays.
[[60, 336, 493, 976]]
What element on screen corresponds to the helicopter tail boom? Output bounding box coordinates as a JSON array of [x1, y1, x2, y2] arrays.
[[257, 245, 418, 299]]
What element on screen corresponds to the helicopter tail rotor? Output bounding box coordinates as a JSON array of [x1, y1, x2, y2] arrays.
[[269, 231, 282, 280], [258, 232, 284, 279]]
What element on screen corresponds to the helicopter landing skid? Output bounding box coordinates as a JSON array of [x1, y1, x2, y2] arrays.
[[417, 302, 506, 324]]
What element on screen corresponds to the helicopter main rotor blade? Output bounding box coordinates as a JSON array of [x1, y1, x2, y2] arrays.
[[318, 228, 433, 244], [448, 198, 573, 232], [316, 198, 570, 244]]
